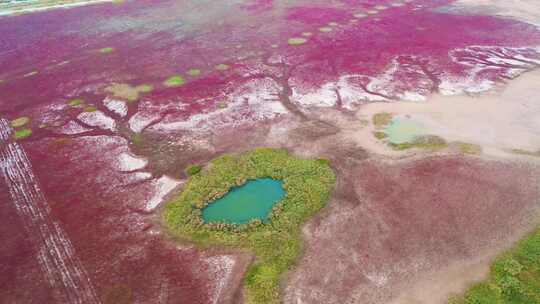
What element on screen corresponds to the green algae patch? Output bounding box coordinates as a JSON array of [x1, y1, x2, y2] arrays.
[[372, 112, 393, 128], [186, 68, 201, 77], [288, 37, 308, 45], [136, 84, 154, 93], [390, 135, 447, 151], [373, 131, 387, 140], [301, 32, 313, 37], [11, 117, 30, 128], [454, 142, 482, 155], [68, 98, 84, 107], [130, 133, 145, 148], [328, 22, 339, 26], [215, 64, 230, 71], [318, 27, 333, 33], [106, 83, 153, 101], [185, 164, 202, 176], [354, 12, 367, 18], [512, 149, 540, 158], [449, 227, 540, 304], [99, 47, 115, 54], [83, 105, 98, 112], [164, 148, 335, 304], [13, 128, 32, 140], [164, 76, 186, 87]]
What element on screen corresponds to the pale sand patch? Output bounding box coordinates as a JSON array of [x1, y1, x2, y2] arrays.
[[105, 83, 152, 102], [77, 110, 116, 131], [206, 255, 236, 304], [145, 176, 181, 211], [103, 97, 127, 117], [117, 152, 148, 171], [0, 0, 114, 17], [353, 70, 540, 157], [452, 0, 540, 25]]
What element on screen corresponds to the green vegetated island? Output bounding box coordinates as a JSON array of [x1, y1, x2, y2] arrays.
[[164, 148, 336, 304], [450, 227, 540, 304]]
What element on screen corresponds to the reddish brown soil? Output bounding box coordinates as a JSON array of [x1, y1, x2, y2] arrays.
[[284, 156, 540, 303]]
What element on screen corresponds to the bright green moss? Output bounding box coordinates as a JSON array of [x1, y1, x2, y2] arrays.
[[164, 75, 185, 87], [99, 47, 115, 54], [13, 128, 32, 140], [68, 98, 84, 107]]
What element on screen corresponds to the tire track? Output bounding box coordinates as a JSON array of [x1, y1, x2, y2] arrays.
[[0, 118, 101, 304]]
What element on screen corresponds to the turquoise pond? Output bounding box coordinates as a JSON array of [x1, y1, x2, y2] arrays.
[[202, 178, 285, 224], [384, 117, 426, 144]]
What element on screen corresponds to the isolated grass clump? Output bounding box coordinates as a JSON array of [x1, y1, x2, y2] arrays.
[[449, 227, 540, 304], [185, 164, 202, 176], [454, 142, 482, 155], [391, 135, 448, 151], [373, 131, 387, 140], [99, 47, 115, 54], [68, 98, 84, 107], [164, 148, 336, 304], [13, 128, 32, 140], [372, 112, 393, 128], [164, 75, 185, 87]]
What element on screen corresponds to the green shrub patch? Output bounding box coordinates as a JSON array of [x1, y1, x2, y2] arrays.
[[164, 148, 335, 304]]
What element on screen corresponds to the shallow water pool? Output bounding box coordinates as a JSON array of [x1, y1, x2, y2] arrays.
[[202, 178, 285, 224]]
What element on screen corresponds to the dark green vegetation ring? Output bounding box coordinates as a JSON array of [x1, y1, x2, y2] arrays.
[[164, 148, 336, 304]]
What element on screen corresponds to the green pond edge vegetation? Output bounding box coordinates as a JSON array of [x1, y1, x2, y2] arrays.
[[163, 148, 336, 304], [371, 112, 482, 154], [449, 227, 540, 304]]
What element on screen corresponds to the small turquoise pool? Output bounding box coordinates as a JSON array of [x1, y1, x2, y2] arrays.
[[202, 178, 285, 225], [384, 117, 425, 144]]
